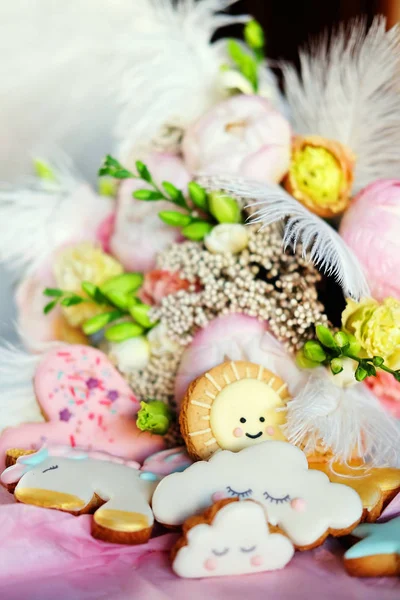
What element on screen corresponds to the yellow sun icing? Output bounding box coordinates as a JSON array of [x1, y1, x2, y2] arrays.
[[209, 378, 286, 452], [290, 146, 343, 208]]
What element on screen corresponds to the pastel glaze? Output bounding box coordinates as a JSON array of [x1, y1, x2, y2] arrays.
[[173, 500, 294, 578], [153, 441, 363, 548], [345, 518, 400, 559], [0, 346, 165, 468]]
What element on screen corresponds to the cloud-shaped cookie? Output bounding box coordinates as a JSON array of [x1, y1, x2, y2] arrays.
[[153, 441, 363, 549], [172, 500, 294, 578]]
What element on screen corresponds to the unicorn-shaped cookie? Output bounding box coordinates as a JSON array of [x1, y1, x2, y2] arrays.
[[1, 446, 159, 545]]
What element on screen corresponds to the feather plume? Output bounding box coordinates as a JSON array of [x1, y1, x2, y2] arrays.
[[284, 375, 400, 467], [0, 156, 112, 278], [283, 17, 400, 193], [199, 175, 370, 300], [0, 345, 44, 433]]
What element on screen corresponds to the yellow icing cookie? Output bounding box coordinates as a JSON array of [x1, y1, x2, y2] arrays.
[[180, 361, 290, 460], [309, 461, 400, 522]]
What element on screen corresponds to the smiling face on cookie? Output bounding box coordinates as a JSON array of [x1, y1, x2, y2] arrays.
[[181, 361, 289, 459]]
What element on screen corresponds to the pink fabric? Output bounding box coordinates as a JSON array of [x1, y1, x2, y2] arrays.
[[0, 503, 399, 600]]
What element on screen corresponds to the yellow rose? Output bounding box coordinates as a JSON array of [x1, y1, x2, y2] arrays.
[[54, 242, 123, 327], [342, 297, 400, 367], [284, 135, 355, 218]]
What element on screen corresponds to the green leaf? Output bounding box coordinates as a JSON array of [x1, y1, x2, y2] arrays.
[[43, 300, 58, 314], [82, 311, 122, 335], [105, 322, 145, 342], [103, 290, 131, 311], [105, 155, 121, 169], [295, 349, 319, 369], [227, 40, 258, 90], [334, 331, 349, 348], [394, 371, 400, 383], [112, 168, 133, 179], [81, 281, 109, 304], [33, 159, 57, 182], [330, 358, 344, 375], [181, 221, 213, 241], [60, 295, 85, 307], [244, 20, 265, 51], [136, 400, 172, 435], [188, 182, 208, 211], [372, 356, 384, 367], [303, 340, 327, 363], [133, 189, 164, 201], [208, 191, 241, 224], [43, 288, 63, 297], [315, 325, 337, 349], [158, 211, 192, 227], [101, 273, 144, 296], [130, 304, 157, 329], [135, 161, 152, 183], [355, 365, 368, 382], [162, 181, 186, 207]]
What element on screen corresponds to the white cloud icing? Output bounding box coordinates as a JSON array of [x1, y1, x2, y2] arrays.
[[152, 441, 363, 547], [172, 501, 294, 578]]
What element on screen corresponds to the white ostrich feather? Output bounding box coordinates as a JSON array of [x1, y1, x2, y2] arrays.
[[199, 175, 370, 300], [284, 375, 400, 467], [0, 156, 111, 278], [283, 16, 400, 193], [0, 345, 44, 433]]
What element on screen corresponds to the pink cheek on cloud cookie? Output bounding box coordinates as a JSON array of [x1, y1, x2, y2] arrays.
[[291, 497, 306, 512], [233, 427, 244, 438], [251, 555, 263, 567], [265, 426, 275, 436], [212, 491, 226, 502], [204, 558, 218, 571]]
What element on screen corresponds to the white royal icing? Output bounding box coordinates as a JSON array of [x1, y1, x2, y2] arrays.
[[152, 441, 363, 547], [173, 501, 294, 578]]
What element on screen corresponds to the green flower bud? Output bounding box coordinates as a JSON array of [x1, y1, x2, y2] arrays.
[[334, 331, 349, 348], [346, 333, 362, 356], [303, 340, 327, 363], [162, 182, 186, 206], [101, 273, 144, 296], [130, 304, 156, 329], [104, 290, 132, 311], [315, 324, 336, 348], [296, 349, 319, 369], [244, 20, 265, 50], [208, 191, 241, 224], [372, 356, 384, 367], [188, 182, 208, 211], [135, 161, 152, 183], [34, 159, 57, 182], [355, 365, 368, 382], [105, 322, 144, 342], [98, 177, 117, 197], [158, 211, 192, 227], [330, 358, 344, 375], [82, 311, 122, 335], [181, 221, 213, 241], [136, 401, 172, 435], [133, 189, 164, 201]]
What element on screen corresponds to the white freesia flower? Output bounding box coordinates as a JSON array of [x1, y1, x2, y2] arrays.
[[148, 323, 180, 357], [108, 337, 150, 374], [326, 358, 358, 388], [205, 224, 249, 254]]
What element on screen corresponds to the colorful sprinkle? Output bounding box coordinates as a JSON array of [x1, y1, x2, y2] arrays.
[[107, 390, 119, 402], [59, 408, 73, 422]]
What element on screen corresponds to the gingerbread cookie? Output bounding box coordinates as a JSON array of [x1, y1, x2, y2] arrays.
[[0, 345, 165, 468], [344, 517, 400, 577], [309, 461, 400, 522], [171, 498, 294, 578], [180, 361, 290, 460], [1, 446, 158, 544], [153, 440, 363, 550]]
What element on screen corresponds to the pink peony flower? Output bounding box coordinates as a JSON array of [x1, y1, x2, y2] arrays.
[[365, 371, 400, 419], [109, 153, 191, 272], [139, 270, 191, 306], [340, 180, 400, 301], [182, 95, 291, 183]]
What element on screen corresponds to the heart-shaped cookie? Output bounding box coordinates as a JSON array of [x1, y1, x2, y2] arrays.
[[0, 345, 165, 468]]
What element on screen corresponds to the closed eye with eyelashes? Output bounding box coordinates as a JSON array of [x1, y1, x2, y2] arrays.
[[42, 465, 59, 474], [240, 545, 256, 553], [263, 491, 291, 504], [226, 486, 253, 499], [212, 548, 229, 557]]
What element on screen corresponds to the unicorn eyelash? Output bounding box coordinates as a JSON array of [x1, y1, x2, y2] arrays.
[[226, 486, 253, 499], [263, 491, 291, 504], [240, 545, 256, 553], [42, 465, 59, 473], [212, 548, 229, 557]]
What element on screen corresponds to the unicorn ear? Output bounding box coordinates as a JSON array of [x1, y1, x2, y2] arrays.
[[19, 446, 49, 466], [0, 447, 48, 486]]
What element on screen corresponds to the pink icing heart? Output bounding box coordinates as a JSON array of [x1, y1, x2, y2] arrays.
[[0, 345, 165, 468]]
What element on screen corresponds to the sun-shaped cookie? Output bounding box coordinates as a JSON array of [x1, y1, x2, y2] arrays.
[[180, 361, 290, 460]]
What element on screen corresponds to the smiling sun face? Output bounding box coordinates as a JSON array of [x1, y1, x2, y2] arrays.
[[180, 361, 290, 460]]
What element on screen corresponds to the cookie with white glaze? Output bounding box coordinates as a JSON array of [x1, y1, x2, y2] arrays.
[[180, 360, 290, 460]]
